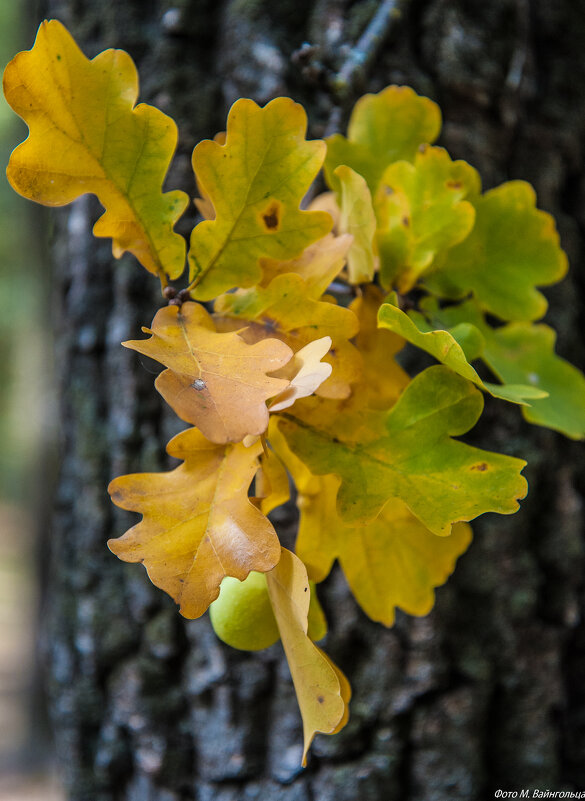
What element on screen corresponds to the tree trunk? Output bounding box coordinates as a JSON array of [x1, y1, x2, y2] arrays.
[[33, 0, 585, 799]]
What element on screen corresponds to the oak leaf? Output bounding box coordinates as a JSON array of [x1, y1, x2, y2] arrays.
[[378, 298, 548, 405], [375, 146, 479, 291], [188, 97, 332, 299], [349, 286, 410, 410], [4, 20, 188, 282], [424, 181, 568, 321], [296, 475, 472, 626], [123, 301, 293, 443], [417, 297, 585, 439], [276, 366, 528, 535], [255, 447, 290, 516], [258, 231, 352, 297], [266, 548, 350, 766], [325, 85, 441, 195], [108, 429, 281, 619], [269, 421, 473, 624], [214, 273, 361, 399], [334, 165, 376, 284], [484, 323, 585, 439], [269, 336, 333, 412]]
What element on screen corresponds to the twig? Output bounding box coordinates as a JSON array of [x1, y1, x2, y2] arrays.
[[332, 0, 411, 99]]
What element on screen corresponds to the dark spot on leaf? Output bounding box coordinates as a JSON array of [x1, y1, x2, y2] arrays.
[[304, 586, 308, 592], [317, 695, 324, 704], [261, 200, 281, 231], [56, 54, 61, 60], [446, 180, 462, 190], [418, 143, 428, 153], [402, 217, 410, 227], [470, 462, 489, 471], [383, 185, 394, 195]]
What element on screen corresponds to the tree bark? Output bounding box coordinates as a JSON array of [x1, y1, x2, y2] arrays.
[[32, 0, 585, 799]]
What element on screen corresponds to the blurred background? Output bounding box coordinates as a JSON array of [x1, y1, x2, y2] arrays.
[[0, 3, 63, 798]]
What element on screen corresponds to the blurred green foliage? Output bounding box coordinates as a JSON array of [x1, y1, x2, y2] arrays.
[[0, 4, 45, 501]]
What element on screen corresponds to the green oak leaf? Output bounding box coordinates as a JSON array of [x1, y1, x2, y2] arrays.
[[378, 299, 548, 405], [324, 85, 441, 195], [416, 297, 585, 439], [423, 181, 568, 321], [375, 146, 480, 291], [277, 366, 528, 535], [485, 324, 585, 439]]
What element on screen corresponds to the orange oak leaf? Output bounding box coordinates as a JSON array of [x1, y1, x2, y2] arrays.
[[214, 273, 362, 399], [123, 301, 293, 443], [108, 429, 281, 619]]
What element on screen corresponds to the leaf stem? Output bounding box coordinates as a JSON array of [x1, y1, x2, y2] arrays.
[[260, 434, 270, 458]]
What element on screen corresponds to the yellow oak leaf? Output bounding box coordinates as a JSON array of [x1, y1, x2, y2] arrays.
[[266, 548, 350, 766], [269, 336, 333, 412], [349, 286, 410, 410], [325, 85, 441, 195], [188, 97, 332, 299], [374, 145, 479, 292], [307, 191, 341, 231], [341, 503, 472, 626], [108, 429, 281, 619], [123, 301, 293, 443], [259, 232, 352, 298], [255, 447, 290, 516], [4, 20, 188, 282], [193, 131, 227, 220], [334, 165, 377, 284], [214, 273, 362, 399], [268, 418, 338, 582], [296, 475, 472, 625]]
